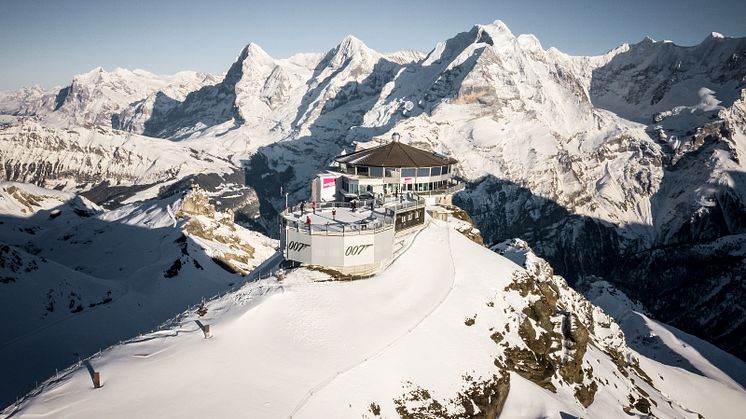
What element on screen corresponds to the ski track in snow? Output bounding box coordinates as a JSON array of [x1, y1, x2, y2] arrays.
[[288, 223, 457, 418]]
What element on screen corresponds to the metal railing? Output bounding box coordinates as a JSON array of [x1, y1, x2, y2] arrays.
[[285, 217, 394, 236], [282, 195, 429, 237], [412, 181, 465, 197], [384, 197, 426, 213], [285, 199, 377, 215]]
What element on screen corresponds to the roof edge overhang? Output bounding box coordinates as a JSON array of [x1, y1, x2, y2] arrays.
[[333, 142, 458, 168]]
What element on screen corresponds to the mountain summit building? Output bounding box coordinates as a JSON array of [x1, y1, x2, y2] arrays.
[[308, 134, 462, 205], [281, 135, 463, 276]]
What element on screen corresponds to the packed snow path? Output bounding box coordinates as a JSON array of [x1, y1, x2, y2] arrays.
[[287, 225, 457, 418]]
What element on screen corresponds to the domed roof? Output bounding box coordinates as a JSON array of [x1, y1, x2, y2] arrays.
[[334, 141, 457, 168]]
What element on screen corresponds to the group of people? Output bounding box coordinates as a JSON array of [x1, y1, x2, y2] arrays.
[[298, 200, 337, 227], [291, 199, 390, 233], [299, 201, 317, 215]]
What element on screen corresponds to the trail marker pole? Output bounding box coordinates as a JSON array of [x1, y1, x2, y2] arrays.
[[92, 372, 101, 389]]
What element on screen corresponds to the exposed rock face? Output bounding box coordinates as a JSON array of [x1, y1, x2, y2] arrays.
[[498, 247, 600, 403], [492, 239, 663, 413], [176, 186, 258, 274], [394, 373, 510, 419]]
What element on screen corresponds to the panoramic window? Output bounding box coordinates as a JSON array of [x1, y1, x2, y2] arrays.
[[369, 167, 383, 177], [417, 167, 430, 177], [401, 168, 416, 177]]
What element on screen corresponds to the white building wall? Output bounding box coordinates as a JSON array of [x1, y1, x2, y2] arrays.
[[284, 228, 394, 269], [311, 173, 339, 202]]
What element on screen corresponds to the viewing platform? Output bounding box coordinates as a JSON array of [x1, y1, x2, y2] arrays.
[[280, 133, 461, 276], [279, 198, 426, 276]]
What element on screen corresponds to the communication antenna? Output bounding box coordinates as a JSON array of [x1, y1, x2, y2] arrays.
[[402, 100, 414, 115]]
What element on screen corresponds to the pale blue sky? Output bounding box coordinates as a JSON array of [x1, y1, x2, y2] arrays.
[[1, 0, 744, 90]]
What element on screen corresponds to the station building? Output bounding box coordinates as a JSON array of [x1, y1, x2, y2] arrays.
[[281, 136, 463, 276], [311, 136, 462, 205]]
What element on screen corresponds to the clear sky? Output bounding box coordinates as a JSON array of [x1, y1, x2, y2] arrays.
[[1, 0, 745, 90]]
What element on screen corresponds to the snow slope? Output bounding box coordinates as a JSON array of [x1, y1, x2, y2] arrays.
[[6, 222, 746, 418], [0, 183, 277, 408], [586, 280, 746, 390]]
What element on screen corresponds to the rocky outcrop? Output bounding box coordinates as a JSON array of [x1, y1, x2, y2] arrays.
[[393, 373, 510, 419], [176, 186, 258, 274]]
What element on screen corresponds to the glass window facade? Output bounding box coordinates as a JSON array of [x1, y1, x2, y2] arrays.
[[401, 168, 416, 177], [369, 167, 383, 177], [416, 167, 430, 177], [340, 177, 359, 194]]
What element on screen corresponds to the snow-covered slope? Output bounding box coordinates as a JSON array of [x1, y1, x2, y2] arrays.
[[5, 222, 745, 418], [0, 183, 277, 408], [586, 280, 746, 389]]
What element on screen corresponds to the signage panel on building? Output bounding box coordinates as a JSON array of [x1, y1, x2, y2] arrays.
[[342, 235, 375, 266], [286, 230, 312, 261], [322, 177, 336, 189]]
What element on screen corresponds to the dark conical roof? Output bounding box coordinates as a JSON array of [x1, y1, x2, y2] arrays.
[[334, 141, 457, 168]]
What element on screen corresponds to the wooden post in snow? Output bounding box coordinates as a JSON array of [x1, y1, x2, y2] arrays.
[[92, 372, 101, 389], [203, 324, 211, 339]]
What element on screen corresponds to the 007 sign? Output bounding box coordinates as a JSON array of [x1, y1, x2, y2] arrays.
[[345, 244, 373, 256], [287, 241, 310, 252]]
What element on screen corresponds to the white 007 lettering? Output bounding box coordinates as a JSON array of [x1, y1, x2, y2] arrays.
[[345, 244, 373, 256], [287, 241, 310, 252]]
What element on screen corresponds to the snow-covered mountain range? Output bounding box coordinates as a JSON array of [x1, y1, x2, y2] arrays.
[[1, 19, 746, 416]]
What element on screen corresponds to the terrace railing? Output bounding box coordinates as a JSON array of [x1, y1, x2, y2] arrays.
[[413, 181, 465, 197], [284, 217, 394, 236], [285, 199, 377, 215]]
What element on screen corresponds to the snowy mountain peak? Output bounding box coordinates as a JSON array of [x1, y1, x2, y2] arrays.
[[635, 35, 655, 46], [709, 31, 725, 39], [311, 33, 383, 76], [477, 19, 514, 38], [331, 34, 379, 61], [242, 42, 274, 62], [339, 34, 365, 48], [516, 33, 543, 50]]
